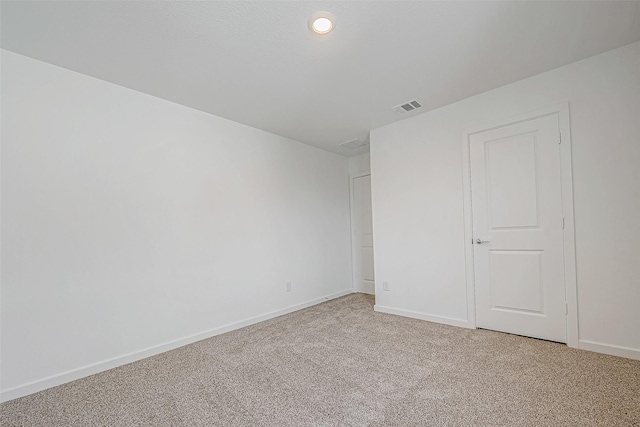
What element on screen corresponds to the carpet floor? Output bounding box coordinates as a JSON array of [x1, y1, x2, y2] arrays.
[[1, 293, 639, 426]]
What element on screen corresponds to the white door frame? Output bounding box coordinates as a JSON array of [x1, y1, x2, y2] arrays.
[[461, 103, 579, 348], [349, 171, 372, 293]]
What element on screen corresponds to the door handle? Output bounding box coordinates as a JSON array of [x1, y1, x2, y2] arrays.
[[475, 239, 490, 245]]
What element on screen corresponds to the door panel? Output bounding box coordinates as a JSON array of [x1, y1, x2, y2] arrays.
[[471, 114, 566, 343], [490, 250, 543, 314], [362, 247, 375, 282], [352, 175, 375, 294], [486, 133, 539, 229]]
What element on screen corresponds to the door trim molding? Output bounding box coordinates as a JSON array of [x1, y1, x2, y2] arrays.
[[349, 171, 372, 294], [460, 103, 579, 349]]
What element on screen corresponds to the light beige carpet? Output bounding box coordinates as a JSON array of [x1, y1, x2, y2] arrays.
[[1, 293, 639, 426]]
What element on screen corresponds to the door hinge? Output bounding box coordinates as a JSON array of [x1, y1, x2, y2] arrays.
[[559, 133, 562, 144], [565, 303, 568, 315], [562, 217, 565, 229]]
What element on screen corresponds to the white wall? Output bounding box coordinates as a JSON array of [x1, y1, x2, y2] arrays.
[[348, 152, 371, 177], [0, 50, 352, 400], [371, 42, 640, 358]]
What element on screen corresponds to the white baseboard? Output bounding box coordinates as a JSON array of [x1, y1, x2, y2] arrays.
[[578, 340, 640, 361], [374, 305, 471, 329], [0, 289, 353, 403], [371, 307, 640, 360]]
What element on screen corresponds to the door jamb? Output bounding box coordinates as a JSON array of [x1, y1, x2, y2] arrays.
[[460, 103, 579, 348]]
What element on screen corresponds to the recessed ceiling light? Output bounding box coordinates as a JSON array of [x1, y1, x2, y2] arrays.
[[308, 12, 335, 35]]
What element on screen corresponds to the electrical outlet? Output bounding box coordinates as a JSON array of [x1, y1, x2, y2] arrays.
[[286, 282, 292, 292], [382, 281, 390, 292]]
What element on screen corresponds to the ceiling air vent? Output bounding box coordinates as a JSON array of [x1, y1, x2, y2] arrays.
[[340, 139, 369, 150], [391, 99, 422, 114]]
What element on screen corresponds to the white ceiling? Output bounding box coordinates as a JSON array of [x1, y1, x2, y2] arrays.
[[2, 1, 640, 156]]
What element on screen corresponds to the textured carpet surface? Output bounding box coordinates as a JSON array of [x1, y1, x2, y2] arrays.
[[1, 293, 639, 426]]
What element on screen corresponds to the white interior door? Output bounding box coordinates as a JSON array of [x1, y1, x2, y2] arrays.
[[352, 174, 375, 294], [470, 114, 566, 343]]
